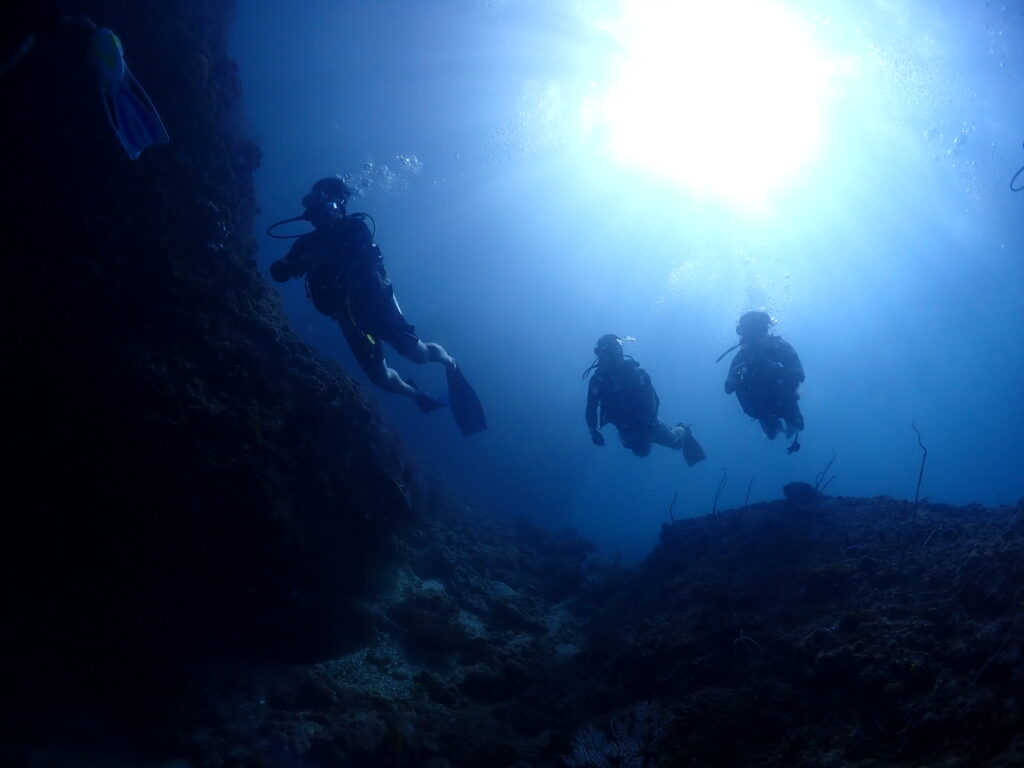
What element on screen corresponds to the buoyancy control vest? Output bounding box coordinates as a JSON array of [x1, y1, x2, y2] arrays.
[[594, 360, 659, 429]]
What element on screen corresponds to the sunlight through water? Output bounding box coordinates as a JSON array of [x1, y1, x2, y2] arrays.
[[596, 0, 833, 211]]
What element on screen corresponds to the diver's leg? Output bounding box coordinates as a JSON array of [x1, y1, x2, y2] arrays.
[[339, 321, 441, 410], [617, 428, 643, 454], [372, 361, 417, 397], [632, 440, 653, 457], [620, 426, 653, 456], [400, 338, 455, 369], [785, 402, 805, 436], [759, 417, 781, 439], [773, 395, 803, 438], [377, 303, 485, 432], [651, 421, 685, 450], [340, 321, 406, 393], [382, 295, 456, 369]]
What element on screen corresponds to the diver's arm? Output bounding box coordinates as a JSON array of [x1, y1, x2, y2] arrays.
[[639, 369, 660, 421], [269, 236, 315, 282], [791, 351, 805, 384], [269, 258, 294, 282], [776, 341, 805, 384], [724, 358, 741, 394], [586, 379, 604, 445]]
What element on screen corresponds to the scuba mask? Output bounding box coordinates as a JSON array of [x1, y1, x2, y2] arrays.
[[593, 334, 636, 357], [736, 311, 775, 338], [717, 312, 775, 362], [583, 335, 636, 378], [301, 190, 347, 222], [267, 178, 352, 239]]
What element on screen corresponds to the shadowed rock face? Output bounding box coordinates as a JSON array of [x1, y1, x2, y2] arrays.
[[0, 0, 416, 741]]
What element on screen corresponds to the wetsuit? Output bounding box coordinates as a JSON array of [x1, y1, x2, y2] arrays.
[[269, 214, 420, 374], [586, 359, 680, 456], [725, 335, 805, 438]]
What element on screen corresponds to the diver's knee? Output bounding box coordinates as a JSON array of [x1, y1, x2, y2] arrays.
[[425, 342, 455, 367], [364, 364, 392, 389]]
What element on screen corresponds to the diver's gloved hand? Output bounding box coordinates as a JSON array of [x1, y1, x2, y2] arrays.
[[591, 430, 605, 446], [269, 259, 292, 282]]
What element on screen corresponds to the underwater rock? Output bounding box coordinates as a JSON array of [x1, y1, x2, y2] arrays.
[[783, 481, 820, 505], [0, 0, 416, 756], [391, 590, 474, 662], [156, 492, 1022, 768]]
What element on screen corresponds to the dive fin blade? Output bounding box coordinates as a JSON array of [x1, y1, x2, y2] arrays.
[[98, 61, 168, 160], [446, 365, 486, 436], [115, 69, 169, 158], [681, 427, 706, 467]]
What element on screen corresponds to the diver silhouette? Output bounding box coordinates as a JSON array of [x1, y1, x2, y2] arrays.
[[268, 177, 486, 435], [720, 311, 805, 453], [584, 334, 705, 465]]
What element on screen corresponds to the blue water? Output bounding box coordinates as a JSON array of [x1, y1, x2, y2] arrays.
[[231, 0, 1024, 560]]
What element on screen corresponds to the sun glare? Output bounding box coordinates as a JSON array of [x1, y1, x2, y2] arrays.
[[596, 0, 830, 210]]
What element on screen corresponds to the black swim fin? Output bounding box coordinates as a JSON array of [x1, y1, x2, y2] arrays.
[[446, 364, 486, 436], [678, 424, 706, 467]]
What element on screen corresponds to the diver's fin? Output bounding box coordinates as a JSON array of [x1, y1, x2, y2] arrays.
[[677, 424, 706, 467], [90, 28, 169, 160], [105, 67, 169, 160], [446, 364, 487, 436]]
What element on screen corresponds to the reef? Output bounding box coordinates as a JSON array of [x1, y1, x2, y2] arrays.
[[176, 494, 1022, 768], [1, 2, 1021, 767], [2, 0, 415, 759]]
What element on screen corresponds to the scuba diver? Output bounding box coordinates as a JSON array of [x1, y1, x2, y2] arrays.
[[719, 311, 805, 453], [1, 3, 169, 160], [584, 334, 705, 464], [268, 177, 486, 436]]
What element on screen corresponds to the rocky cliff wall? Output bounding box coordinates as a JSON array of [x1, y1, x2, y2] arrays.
[[0, 0, 416, 743]]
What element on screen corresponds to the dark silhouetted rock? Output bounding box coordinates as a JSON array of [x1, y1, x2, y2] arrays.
[[784, 481, 820, 505]]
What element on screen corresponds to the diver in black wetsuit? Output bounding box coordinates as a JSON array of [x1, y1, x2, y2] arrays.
[[269, 177, 485, 435], [584, 334, 704, 464], [721, 311, 805, 451]]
